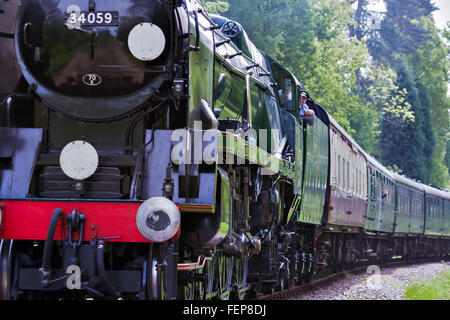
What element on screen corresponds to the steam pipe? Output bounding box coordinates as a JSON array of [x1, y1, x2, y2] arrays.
[[40, 208, 64, 287], [96, 240, 117, 298]]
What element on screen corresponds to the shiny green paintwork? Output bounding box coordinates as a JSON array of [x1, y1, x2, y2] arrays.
[[188, 1, 215, 128], [394, 182, 424, 234], [213, 61, 283, 154], [424, 195, 446, 236], [214, 62, 246, 120], [281, 110, 303, 224], [278, 109, 303, 193], [365, 165, 396, 232], [297, 118, 329, 225], [294, 118, 304, 195], [217, 132, 295, 180], [410, 190, 426, 234]]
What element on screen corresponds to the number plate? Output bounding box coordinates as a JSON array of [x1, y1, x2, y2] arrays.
[[65, 11, 119, 27]]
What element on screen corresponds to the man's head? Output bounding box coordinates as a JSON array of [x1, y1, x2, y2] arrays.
[[300, 92, 307, 105]]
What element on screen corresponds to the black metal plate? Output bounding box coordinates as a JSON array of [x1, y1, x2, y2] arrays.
[[65, 11, 119, 27]]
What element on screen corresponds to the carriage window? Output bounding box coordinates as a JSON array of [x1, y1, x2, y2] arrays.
[[360, 170, 362, 195], [353, 167, 356, 194], [435, 199, 438, 217], [432, 198, 435, 218], [334, 152, 337, 185], [338, 155, 341, 188], [347, 161, 350, 191], [359, 170, 363, 194], [434, 199, 437, 217], [356, 169, 359, 195], [355, 169, 358, 195], [431, 198, 435, 217], [372, 176, 376, 198], [359, 170, 362, 195], [342, 159, 346, 190]]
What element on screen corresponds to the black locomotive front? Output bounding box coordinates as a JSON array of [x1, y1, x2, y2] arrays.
[[16, 0, 175, 119]]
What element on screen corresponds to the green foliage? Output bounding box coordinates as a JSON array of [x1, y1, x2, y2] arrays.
[[405, 268, 450, 300], [407, 18, 450, 188], [348, 96, 379, 155], [380, 60, 434, 183], [387, 164, 403, 174], [381, 88, 415, 125], [223, 0, 316, 69], [368, 0, 447, 186], [362, 65, 400, 109], [369, 0, 437, 62], [201, 1, 229, 14]]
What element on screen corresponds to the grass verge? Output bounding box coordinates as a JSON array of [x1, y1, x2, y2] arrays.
[[404, 268, 450, 300]]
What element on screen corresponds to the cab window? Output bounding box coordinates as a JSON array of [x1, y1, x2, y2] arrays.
[[271, 62, 295, 111]]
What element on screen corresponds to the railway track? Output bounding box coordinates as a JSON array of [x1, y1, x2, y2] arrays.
[[258, 257, 447, 300]]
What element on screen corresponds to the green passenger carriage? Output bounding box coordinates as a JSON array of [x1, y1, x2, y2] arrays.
[[393, 173, 425, 235], [422, 185, 450, 237], [365, 154, 396, 233]]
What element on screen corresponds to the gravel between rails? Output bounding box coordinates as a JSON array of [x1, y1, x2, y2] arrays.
[[295, 262, 450, 300]]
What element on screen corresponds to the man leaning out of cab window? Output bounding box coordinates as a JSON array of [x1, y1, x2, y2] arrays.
[[299, 92, 315, 126]]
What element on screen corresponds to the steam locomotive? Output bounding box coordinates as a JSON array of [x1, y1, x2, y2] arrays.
[[0, 0, 449, 300]]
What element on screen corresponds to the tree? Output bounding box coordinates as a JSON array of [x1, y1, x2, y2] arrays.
[[380, 60, 434, 183], [347, 0, 382, 91], [201, 1, 229, 14], [365, 0, 446, 185], [369, 0, 437, 63], [221, 0, 316, 70], [360, 63, 414, 157], [407, 18, 450, 188]]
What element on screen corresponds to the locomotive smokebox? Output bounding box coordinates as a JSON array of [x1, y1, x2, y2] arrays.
[[14, 0, 173, 121], [136, 197, 180, 242]]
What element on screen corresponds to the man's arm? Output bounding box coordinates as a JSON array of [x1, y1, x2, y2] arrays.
[[303, 109, 315, 117], [299, 106, 316, 126], [303, 114, 315, 126]]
